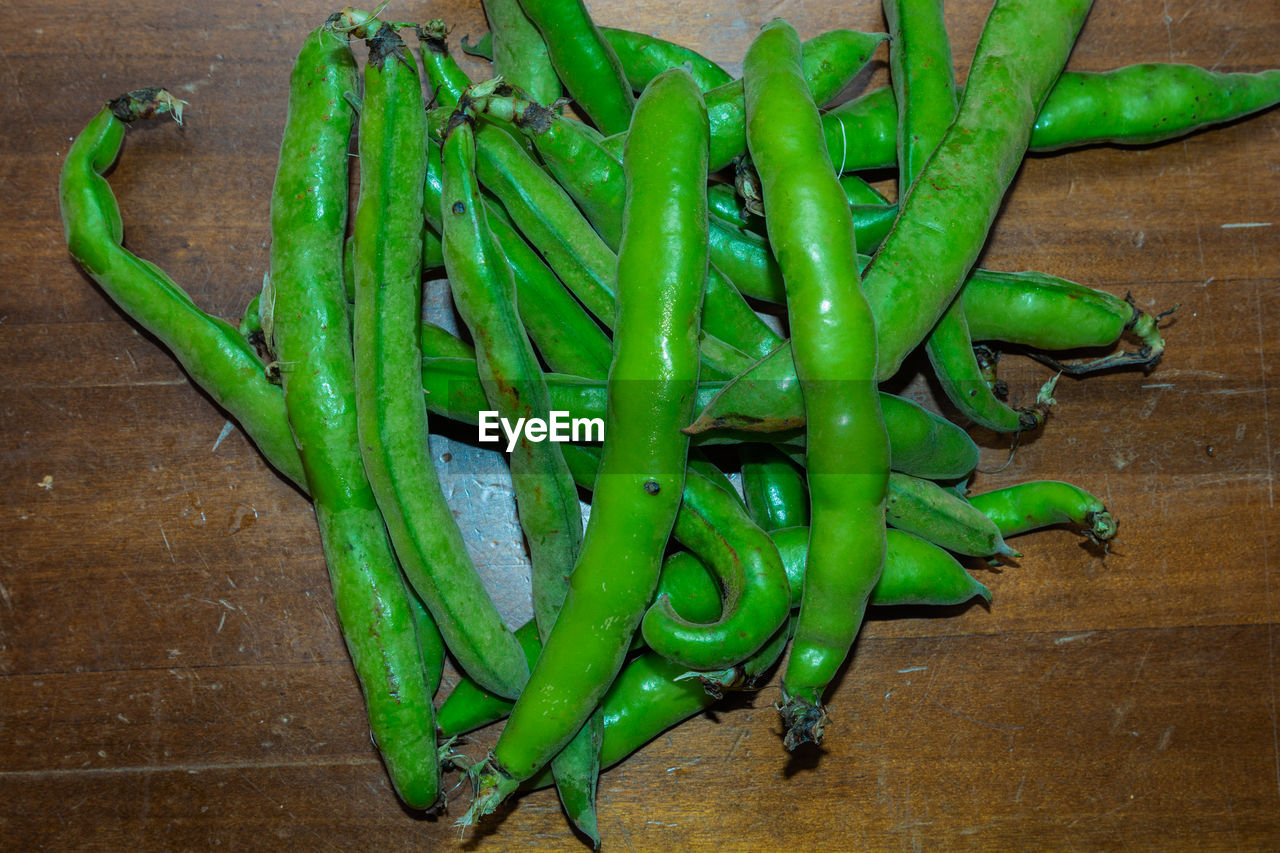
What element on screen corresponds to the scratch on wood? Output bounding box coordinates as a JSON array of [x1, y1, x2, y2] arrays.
[[925, 696, 1023, 735], [1054, 631, 1096, 645], [158, 523, 175, 563]]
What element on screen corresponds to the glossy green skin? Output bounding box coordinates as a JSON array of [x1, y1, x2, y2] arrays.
[[969, 480, 1117, 540], [420, 322, 476, 361], [350, 26, 453, 751], [483, 0, 561, 105], [436, 619, 543, 738], [423, 137, 613, 379], [770, 526, 990, 608], [862, 0, 1094, 379], [420, 354, 976, 479], [471, 69, 709, 814], [596, 30, 885, 165], [706, 29, 886, 170], [419, 22, 474, 108], [441, 116, 582, 644], [642, 460, 791, 671], [821, 86, 898, 170], [741, 445, 810, 531], [706, 205, 904, 303], [406, 583, 446, 697], [824, 65, 1280, 171], [1024, 63, 1280, 149], [61, 101, 305, 490], [683, 259, 1141, 406], [478, 95, 780, 360], [885, 472, 1010, 557], [885, 0, 956, 186], [442, 118, 602, 839], [354, 35, 530, 707], [888, 0, 1028, 434], [266, 24, 439, 811], [705, 184, 896, 281], [707, 206, 894, 308], [962, 269, 1130, 349], [704, 264, 785, 359], [517, 0, 635, 134], [560, 443, 789, 671], [686, 343, 977, 481], [464, 117, 620, 326], [929, 299, 1035, 433], [744, 19, 891, 734], [461, 26, 731, 96], [603, 26, 733, 93], [481, 94, 629, 250], [427, 106, 747, 381], [437, 523, 988, 740]]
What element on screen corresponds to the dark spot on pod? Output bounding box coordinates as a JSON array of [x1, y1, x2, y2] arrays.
[[643, 480, 661, 495], [452, 201, 466, 215]]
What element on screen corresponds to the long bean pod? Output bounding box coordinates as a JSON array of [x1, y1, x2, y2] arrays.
[[466, 68, 709, 820], [266, 18, 440, 810], [744, 19, 891, 750]]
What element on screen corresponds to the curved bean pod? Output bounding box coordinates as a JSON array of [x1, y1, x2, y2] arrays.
[[968, 480, 1117, 542]]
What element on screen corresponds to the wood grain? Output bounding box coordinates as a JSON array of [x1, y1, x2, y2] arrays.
[[2, 0, 1279, 849]]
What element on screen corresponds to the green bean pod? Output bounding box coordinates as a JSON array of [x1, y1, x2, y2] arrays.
[[688, 261, 1162, 410], [60, 92, 305, 490], [885, 472, 1016, 558], [557, 444, 789, 672], [419, 355, 975, 478], [962, 270, 1165, 372], [822, 63, 1280, 172], [465, 68, 709, 821], [770, 526, 991, 608], [706, 29, 886, 170], [463, 114, 619, 325], [481, 0, 561, 105], [861, 0, 1094, 379], [1024, 63, 1280, 149], [602, 27, 733, 93], [476, 92, 781, 359], [351, 27, 529, 705], [684, 344, 979, 480], [968, 480, 1117, 541], [425, 106, 753, 382], [440, 110, 582, 648], [423, 137, 613, 379], [463, 24, 734, 95], [820, 86, 898, 171], [886, 0, 1041, 434], [407, 582, 447, 698], [641, 463, 791, 671], [516, 0, 634, 134], [478, 91, 628, 248], [440, 110, 603, 842], [266, 20, 439, 811], [744, 19, 891, 750], [438, 522, 987, 739], [741, 445, 810, 531]]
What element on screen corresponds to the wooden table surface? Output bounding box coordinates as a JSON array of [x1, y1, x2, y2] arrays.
[[4, 0, 1279, 849]]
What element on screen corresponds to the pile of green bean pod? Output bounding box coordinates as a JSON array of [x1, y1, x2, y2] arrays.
[[58, 0, 1280, 845]]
